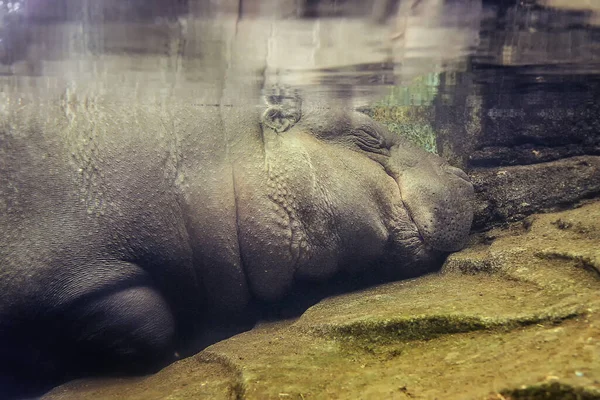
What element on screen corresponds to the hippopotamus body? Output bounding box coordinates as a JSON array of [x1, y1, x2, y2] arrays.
[[0, 96, 473, 396]]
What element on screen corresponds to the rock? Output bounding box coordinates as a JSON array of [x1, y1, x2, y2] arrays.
[[496, 381, 600, 400], [44, 201, 600, 400], [432, 71, 600, 230], [43, 354, 243, 400], [470, 155, 600, 230]]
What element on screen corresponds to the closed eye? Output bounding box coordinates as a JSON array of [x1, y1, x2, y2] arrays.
[[350, 127, 391, 156]]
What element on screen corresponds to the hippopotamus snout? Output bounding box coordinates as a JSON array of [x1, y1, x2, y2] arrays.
[[390, 149, 474, 252]]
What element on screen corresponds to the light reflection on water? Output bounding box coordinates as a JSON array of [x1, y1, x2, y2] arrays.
[[0, 0, 598, 110]]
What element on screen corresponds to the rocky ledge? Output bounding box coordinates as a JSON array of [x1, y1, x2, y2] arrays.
[[45, 201, 600, 400]]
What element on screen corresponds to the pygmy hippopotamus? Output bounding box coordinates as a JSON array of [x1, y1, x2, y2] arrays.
[[0, 96, 473, 397]]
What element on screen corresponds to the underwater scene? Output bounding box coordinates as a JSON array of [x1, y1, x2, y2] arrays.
[[0, 0, 599, 399]]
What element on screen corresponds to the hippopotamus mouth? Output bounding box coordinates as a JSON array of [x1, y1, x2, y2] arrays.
[[397, 163, 474, 252], [370, 168, 472, 278], [372, 140, 475, 275]]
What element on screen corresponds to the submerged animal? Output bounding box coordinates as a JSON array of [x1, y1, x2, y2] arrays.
[[0, 96, 473, 396]]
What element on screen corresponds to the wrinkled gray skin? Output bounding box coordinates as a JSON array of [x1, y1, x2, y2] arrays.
[[0, 99, 473, 394]]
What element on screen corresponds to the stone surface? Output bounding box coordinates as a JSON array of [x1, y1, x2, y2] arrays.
[[44, 201, 600, 400], [45, 354, 243, 400], [461, 0, 600, 171], [433, 72, 600, 171], [470, 155, 600, 229]]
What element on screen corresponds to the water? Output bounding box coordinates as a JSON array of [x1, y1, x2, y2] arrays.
[[1, 0, 598, 143], [1, 1, 600, 398], [0, 1, 597, 107]]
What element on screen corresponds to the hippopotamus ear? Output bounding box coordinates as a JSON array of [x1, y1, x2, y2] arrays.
[[261, 94, 302, 133], [261, 104, 301, 133]]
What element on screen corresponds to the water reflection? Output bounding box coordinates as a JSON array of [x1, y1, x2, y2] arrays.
[[0, 0, 598, 110], [0, 0, 481, 108]]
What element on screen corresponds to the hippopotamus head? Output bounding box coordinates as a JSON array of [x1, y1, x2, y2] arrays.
[[226, 105, 474, 301]]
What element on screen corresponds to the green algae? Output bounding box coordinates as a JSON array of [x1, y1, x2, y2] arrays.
[[310, 312, 582, 350], [360, 77, 440, 154], [363, 105, 438, 153]]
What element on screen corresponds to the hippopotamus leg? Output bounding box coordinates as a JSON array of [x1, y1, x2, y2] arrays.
[[1, 262, 178, 397]]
